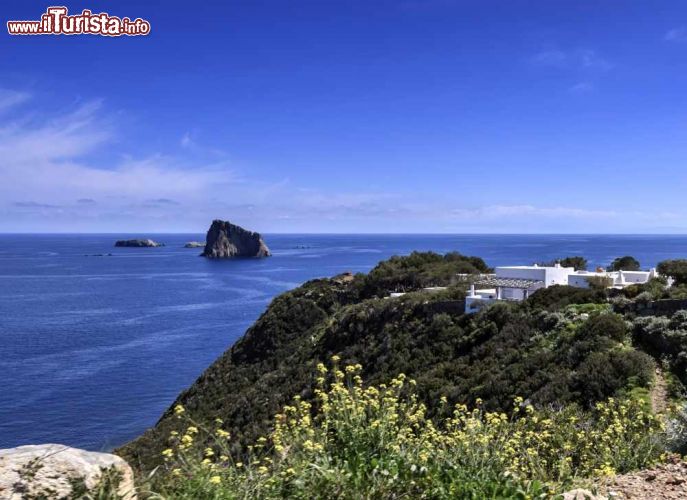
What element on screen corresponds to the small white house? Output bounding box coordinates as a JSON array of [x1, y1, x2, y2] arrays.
[[568, 268, 658, 289], [465, 263, 659, 313], [465, 263, 574, 313]]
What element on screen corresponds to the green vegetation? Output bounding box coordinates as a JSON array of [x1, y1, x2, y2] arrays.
[[615, 277, 668, 300], [658, 259, 687, 286], [116, 251, 687, 498], [524, 285, 606, 311], [608, 256, 641, 272], [633, 311, 687, 386], [354, 251, 491, 297], [614, 274, 687, 301], [145, 365, 665, 499], [540, 256, 588, 271]]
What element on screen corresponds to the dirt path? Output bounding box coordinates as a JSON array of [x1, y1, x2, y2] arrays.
[[651, 368, 668, 414], [563, 369, 676, 499], [565, 459, 687, 499], [601, 457, 687, 499]]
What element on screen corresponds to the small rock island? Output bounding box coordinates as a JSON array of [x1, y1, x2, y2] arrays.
[[184, 241, 205, 248], [114, 239, 164, 248], [201, 219, 271, 258]]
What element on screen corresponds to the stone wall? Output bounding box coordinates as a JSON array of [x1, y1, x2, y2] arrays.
[[614, 298, 687, 317]]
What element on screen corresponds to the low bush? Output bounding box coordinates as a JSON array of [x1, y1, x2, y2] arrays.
[[148, 363, 666, 499], [358, 251, 491, 297], [633, 311, 687, 385], [526, 285, 607, 311]]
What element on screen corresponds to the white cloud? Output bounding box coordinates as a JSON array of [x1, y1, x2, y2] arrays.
[[578, 50, 613, 71], [531, 48, 612, 72], [0, 88, 683, 233], [531, 49, 568, 68], [665, 27, 687, 42], [449, 205, 618, 220], [0, 99, 241, 219], [531, 48, 611, 94], [0, 89, 30, 113], [180, 132, 194, 148], [0, 100, 109, 163], [570, 82, 594, 93]]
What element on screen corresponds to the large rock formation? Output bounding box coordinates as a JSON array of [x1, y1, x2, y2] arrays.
[[201, 220, 271, 258], [115, 239, 164, 248], [0, 444, 136, 499]]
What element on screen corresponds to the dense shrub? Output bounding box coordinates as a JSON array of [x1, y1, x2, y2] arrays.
[[616, 277, 669, 300], [148, 366, 666, 499], [633, 311, 687, 384], [658, 260, 687, 286], [576, 313, 628, 342], [525, 285, 607, 311], [608, 256, 641, 272], [573, 350, 654, 402], [358, 251, 491, 297], [539, 256, 588, 271], [118, 253, 658, 474]]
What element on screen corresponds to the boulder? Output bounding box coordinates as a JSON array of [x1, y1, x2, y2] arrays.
[[115, 239, 164, 248], [184, 241, 205, 248], [0, 444, 136, 499], [562, 489, 605, 500], [201, 220, 271, 258]]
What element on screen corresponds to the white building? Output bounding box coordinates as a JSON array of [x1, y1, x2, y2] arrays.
[[465, 263, 573, 313], [465, 264, 658, 314], [568, 268, 658, 289]]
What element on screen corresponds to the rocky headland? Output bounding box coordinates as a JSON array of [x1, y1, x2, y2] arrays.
[[114, 239, 164, 248], [201, 220, 270, 258]]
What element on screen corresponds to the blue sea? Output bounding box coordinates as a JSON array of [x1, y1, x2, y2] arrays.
[[2, 233, 687, 451]]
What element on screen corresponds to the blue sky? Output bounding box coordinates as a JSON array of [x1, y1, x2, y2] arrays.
[[1, 1, 687, 233]]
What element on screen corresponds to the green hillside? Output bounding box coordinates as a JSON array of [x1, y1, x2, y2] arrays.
[[118, 252, 681, 495]]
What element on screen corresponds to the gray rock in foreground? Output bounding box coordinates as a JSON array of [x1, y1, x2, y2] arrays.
[[562, 489, 604, 500], [115, 239, 164, 247], [202, 219, 271, 258], [0, 444, 136, 499]]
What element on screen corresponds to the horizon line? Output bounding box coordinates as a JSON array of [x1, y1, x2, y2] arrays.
[[2, 232, 687, 236]]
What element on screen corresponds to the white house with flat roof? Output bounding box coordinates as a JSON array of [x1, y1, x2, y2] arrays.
[[465, 263, 574, 313], [465, 263, 659, 313], [568, 268, 658, 289]]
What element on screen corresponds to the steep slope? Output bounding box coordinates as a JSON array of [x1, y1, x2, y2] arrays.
[[118, 253, 656, 473]]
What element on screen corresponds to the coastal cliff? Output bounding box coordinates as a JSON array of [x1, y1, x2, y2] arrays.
[[201, 220, 270, 258], [113, 251, 685, 496], [119, 252, 653, 470]]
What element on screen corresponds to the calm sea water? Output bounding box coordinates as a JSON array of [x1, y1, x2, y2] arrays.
[[2, 233, 687, 451]]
